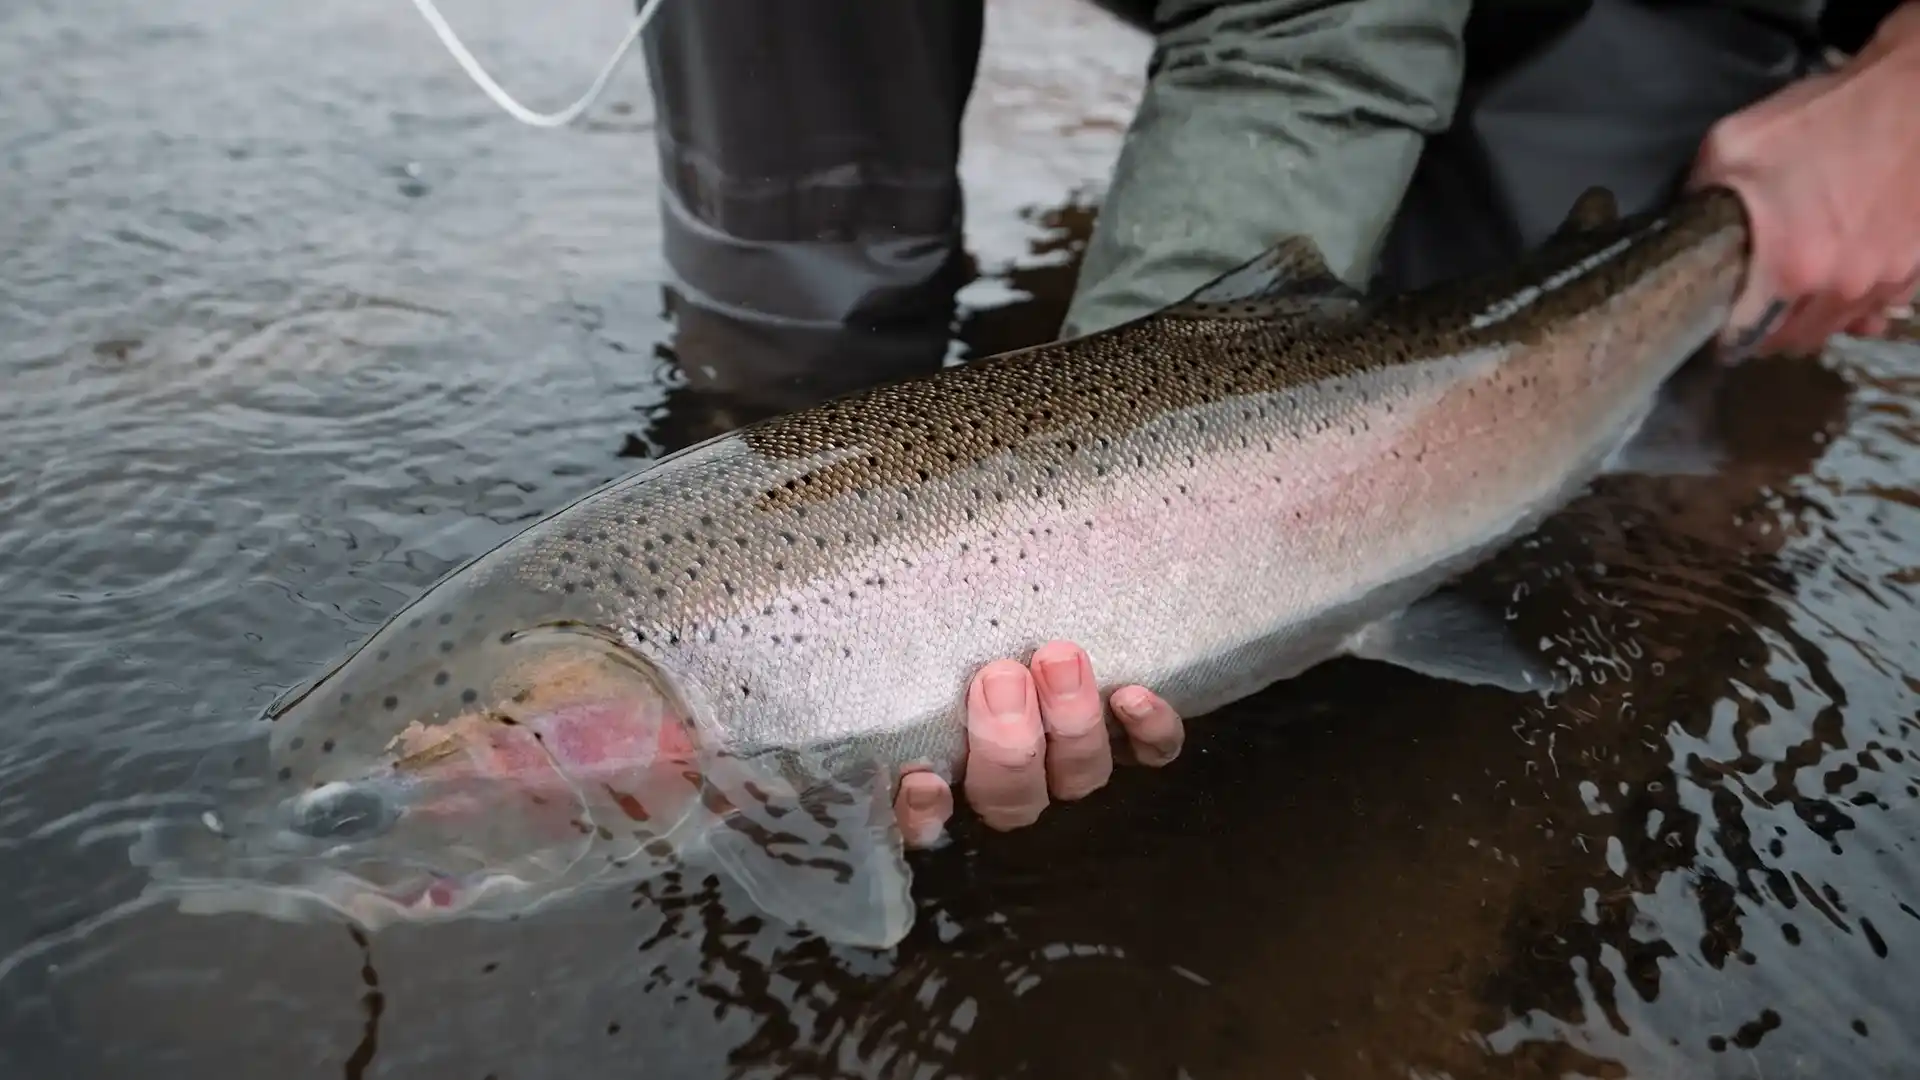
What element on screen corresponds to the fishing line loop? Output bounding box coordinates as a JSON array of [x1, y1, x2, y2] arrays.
[[406, 0, 666, 128]]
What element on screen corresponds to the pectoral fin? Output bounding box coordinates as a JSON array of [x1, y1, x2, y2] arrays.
[[698, 748, 916, 950], [1347, 593, 1560, 695]]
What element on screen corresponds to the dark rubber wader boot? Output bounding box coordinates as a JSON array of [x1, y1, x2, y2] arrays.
[[637, 0, 986, 443]]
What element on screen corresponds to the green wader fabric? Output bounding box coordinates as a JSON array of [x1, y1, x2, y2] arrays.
[[635, 0, 1866, 413]]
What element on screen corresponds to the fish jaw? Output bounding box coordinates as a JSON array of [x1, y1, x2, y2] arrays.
[[151, 853, 555, 931]]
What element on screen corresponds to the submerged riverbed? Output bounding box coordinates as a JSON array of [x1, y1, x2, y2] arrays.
[[4, 1, 1919, 1078]]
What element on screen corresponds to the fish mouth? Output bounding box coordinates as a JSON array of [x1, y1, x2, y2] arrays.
[[137, 834, 546, 930], [167, 866, 540, 930], [129, 802, 562, 931]]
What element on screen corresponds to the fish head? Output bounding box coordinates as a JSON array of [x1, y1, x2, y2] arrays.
[[136, 585, 708, 929], [138, 543, 919, 949]]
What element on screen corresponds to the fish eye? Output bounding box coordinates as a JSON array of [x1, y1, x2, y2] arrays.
[[289, 782, 398, 841]]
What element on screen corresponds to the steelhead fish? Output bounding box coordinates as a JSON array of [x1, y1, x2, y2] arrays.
[[134, 186, 1751, 948]]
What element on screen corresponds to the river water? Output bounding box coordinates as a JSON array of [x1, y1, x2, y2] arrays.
[[3, 1, 1918, 1078]]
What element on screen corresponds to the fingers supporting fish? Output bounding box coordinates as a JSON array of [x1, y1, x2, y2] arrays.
[[963, 660, 1049, 831], [1032, 641, 1111, 802], [894, 769, 953, 850], [890, 647, 1187, 846], [1110, 685, 1184, 767]]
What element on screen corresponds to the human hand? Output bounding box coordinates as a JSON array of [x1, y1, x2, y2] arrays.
[[1689, 4, 1920, 357], [892, 640, 1185, 847]]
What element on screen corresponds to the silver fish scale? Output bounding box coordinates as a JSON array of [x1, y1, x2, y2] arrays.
[[474, 191, 1749, 780]]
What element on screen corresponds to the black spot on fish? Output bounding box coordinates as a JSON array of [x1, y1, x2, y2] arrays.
[[434, 672, 449, 686], [439, 640, 454, 653], [289, 737, 305, 750], [462, 689, 478, 704], [377, 650, 390, 662], [382, 696, 398, 710], [277, 767, 292, 781], [322, 739, 336, 753], [438, 613, 453, 626], [339, 693, 352, 706]]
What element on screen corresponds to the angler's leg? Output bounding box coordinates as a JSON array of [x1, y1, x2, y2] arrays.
[[1373, 0, 1823, 293], [638, 0, 985, 434], [1061, 0, 1474, 338]]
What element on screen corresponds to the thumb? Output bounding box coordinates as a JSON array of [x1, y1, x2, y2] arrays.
[[1705, 176, 1789, 361], [1722, 268, 1790, 362]]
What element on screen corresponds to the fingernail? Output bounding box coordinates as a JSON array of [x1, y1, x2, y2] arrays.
[[1726, 297, 1788, 362], [1037, 654, 1083, 696], [1112, 686, 1151, 720], [983, 668, 1028, 718], [906, 784, 941, 813]]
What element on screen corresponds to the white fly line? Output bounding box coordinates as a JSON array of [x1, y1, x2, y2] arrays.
[[406, 0, 667, 128]]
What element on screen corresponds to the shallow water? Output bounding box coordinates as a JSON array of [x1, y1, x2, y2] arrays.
[[3, 1, 1919, 1078]]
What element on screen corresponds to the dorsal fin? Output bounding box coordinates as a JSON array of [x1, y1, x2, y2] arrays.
[[1164, 235, 1364, 319], [1553, 186, 1620, 238]]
